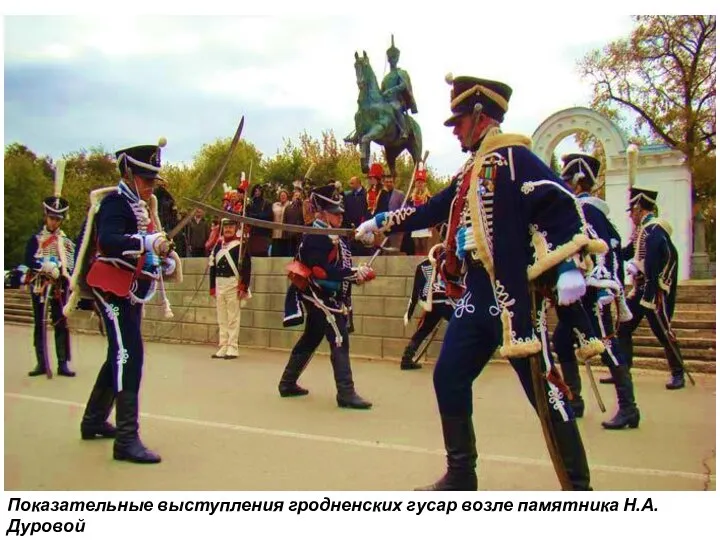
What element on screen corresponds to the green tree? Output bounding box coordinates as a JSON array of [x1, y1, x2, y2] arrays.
[[4, 144, 51, 267], [171, 139, 263, 213], [578, 15, 716, 199], [59, 147, 118, 239]]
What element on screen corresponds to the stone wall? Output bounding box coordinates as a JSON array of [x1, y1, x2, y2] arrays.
[[69, 256, 444, 361]]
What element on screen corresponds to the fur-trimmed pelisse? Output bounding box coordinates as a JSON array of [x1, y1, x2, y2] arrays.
[[63, 188, 183, 318]]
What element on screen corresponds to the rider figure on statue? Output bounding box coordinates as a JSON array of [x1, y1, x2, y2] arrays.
[[380, 35, 418, 141]]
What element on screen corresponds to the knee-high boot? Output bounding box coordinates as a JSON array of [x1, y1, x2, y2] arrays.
[[601, 365, 640, 429], [331, 350, 372, 409], [278, 352, 313, 397], [113, 391, 161, 464], [416, 415, 478, 491], [400, 337, 423, 370], [552, 420, 592, 490], [80, 385, 117, 440]]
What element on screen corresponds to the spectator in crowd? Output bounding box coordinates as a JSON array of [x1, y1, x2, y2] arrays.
[[186, 208, 210, 257], [245, 185, 273, 257], [284, 187, 305, 256], [173, 210, 189, 257], [343, 176, 371, 255], [366, 165, 383, 218], [154, 177, 179, 233], [410, 165, 433, 256], [271, 189, 291, 256], [205, 217, 221, 254], [373, 168, 404, 255]]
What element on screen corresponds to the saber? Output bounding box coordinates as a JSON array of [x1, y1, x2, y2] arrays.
[[368, 150, 430, 266], [412, 323, 442, 365], [583, 355, 607, 412], [184, 198, 355, 236], [168, 116, 245, 240], [529, 289, 573, 490]]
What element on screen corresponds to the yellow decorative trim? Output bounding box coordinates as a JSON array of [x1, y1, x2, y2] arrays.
[[648, 218, 673, 236], [587, 238, 608, 255], [640, 298, 656, 310], [576, 338, 605, 361], [499, 336, 542, 358], [451, 84, 509, 112], [478, 132, 532, 155], [527, 233, 592, 281]]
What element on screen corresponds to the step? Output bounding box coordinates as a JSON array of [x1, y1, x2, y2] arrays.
[[4, 315, 34, 325], [675, 292, 716, 304], [635, 327, 716, 340], [4, 301, 31, 311], [587, 356, 715, 375], [674, 302, 718, 311], [671, 310, 715, 321], [4, 308, 32, 318], [633, 345, 716, 361], [671, 319, 716, 330], [633, 335, 716, 350]]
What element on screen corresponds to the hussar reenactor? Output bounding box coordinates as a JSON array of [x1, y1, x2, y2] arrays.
[[280, 184, 375, 409], [25, 160, 76, 378], [65, 138, 183, 463], [356, 74, 603, 490], [552, 153, 640, 430], [617, 187, 688, 390]]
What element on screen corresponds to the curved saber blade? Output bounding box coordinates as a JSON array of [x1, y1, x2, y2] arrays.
[[584, 357, 606, 412], [169, 116, 245, 240], [183, 198, 356, 236]]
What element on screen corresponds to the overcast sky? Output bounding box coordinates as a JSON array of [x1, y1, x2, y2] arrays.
[[2, 7, 645, 178]]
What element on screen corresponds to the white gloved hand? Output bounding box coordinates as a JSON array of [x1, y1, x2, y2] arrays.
[[557, 269, 587, 306], [626, 260, 640, 277], [162, 256, 177, 276], [355, 214, 384, 245], [143, 232, 168, 256], [50, 266, 60, 280]]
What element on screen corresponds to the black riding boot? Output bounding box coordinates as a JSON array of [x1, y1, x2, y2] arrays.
[[602, 365, 640, 429], [55, 328, 75, 377], [57, 362, 76, 377], [28, 364, 47, 377], [552, 419, 593, 490], [416, 415, 478, 491], [81, 386, 117, 440], [400, 340, 422, 370], [113, 391, 161, 464], [560, 360, 584, 418], [278, 352, 312, 397], [331, 350, 372, 409]]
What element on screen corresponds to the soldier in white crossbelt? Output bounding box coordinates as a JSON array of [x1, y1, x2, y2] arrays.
[[209, 218, 252, 359]]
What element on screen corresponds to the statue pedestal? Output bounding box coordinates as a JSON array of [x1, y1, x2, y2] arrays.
[[691, 252, 712, 279], [691, 211, 712, 279]]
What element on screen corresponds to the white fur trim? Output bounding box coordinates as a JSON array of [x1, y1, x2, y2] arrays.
[[63, 187, 117, 317]]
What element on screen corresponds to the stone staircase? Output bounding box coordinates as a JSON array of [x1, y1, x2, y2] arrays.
[[4, 280, 716, 374]]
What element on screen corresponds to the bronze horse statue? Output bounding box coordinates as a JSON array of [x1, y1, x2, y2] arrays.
[[344, 51, 422, 176]]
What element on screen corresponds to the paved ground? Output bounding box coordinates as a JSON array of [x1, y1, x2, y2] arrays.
[[3, 324, 716, 491]]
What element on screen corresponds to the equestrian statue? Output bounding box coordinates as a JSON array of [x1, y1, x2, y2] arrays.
[[344, 36, 423, 176]]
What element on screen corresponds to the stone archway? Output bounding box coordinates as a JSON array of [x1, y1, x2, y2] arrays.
[[531, 107, 692, 280]]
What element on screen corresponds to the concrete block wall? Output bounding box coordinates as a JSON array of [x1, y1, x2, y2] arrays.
[[68, 256, 442, 361]]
